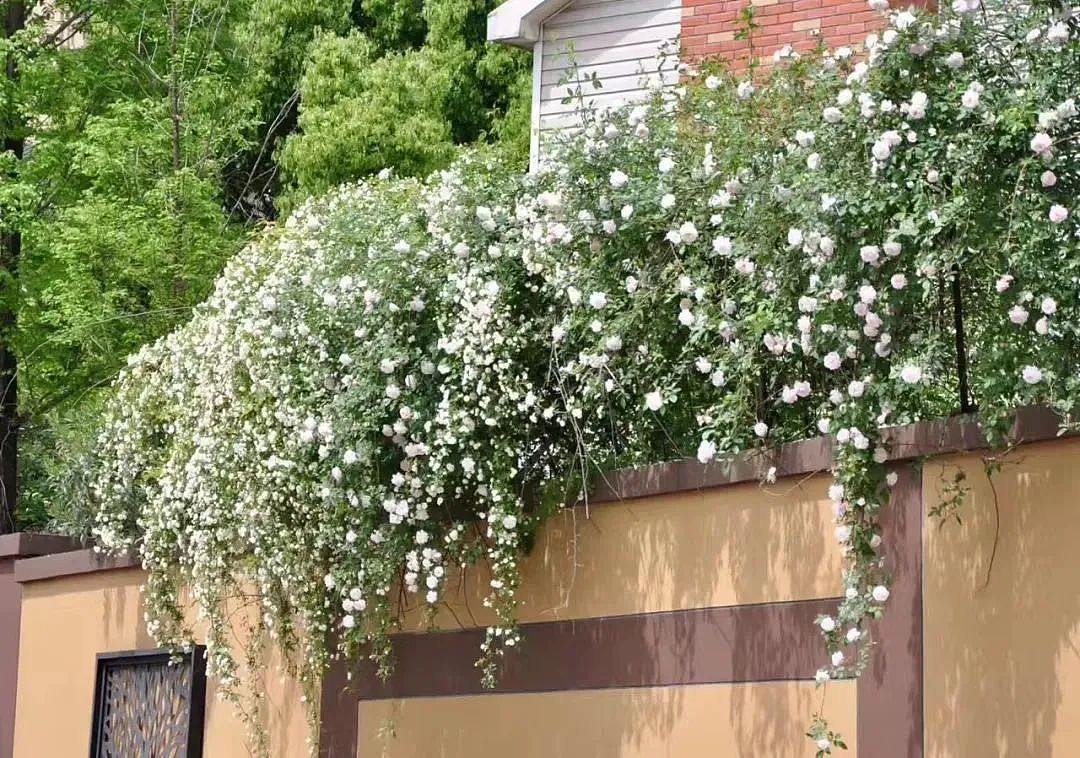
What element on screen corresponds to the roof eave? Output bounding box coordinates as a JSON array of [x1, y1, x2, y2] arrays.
[[486, 0, 567, 48]]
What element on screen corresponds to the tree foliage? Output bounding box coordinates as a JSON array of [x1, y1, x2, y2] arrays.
[[6, 0, 529, 527], [277, 0, 530, 203]]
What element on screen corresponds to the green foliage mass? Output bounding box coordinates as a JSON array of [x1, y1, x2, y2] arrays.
[[6, 0, 530, 529], [14, 1, 260, 527], [278, 0, 531, 203]]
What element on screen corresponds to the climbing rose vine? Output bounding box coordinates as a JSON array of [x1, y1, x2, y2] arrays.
[[92, 1, 1077, 752]]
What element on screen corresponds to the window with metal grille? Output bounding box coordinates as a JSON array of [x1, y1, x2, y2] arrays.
[[89, 648, 206, 758]]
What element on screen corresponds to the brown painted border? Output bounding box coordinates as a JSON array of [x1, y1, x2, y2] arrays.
[[14, 547, 138, 584], [354, 597, 839, 699], [861, 462, 923, 757], [319, 598, 839, 758], [591, 404, 1063, 503], [0, 533, 83, 559]]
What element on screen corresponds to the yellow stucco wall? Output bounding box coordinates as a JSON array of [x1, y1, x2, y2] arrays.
[[379, 474, 854, 758], [924, 438, 1080, 757], [13, 567, 311, 757], [12, 472, 848, 757], [358, 681, 858, 758], [402, 473, 843, 630]]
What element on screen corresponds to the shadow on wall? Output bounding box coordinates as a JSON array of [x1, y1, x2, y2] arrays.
[[25, 569, 307, 757], [924, 438, 1080, 757], [360, 681, 850, 758], [371, 471, 847, 756], [199, 591, 310, 758]]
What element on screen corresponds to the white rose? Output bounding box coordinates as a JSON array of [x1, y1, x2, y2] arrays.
[[712, 236, 733, 256], [1030, 132, 1052, 155], [860, 245, 881, 265], [900, 365, 923, 384], [1022, 365, 1043, 384]]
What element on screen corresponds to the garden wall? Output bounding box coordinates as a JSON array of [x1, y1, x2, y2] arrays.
[[337, 471, 864, 757], [0, 533, 82, 758], [12, 558, 312, 757], [7, 408, 1080, 757], [923, 439, 1080, 757]]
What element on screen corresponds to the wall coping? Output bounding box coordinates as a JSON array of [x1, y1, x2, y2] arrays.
[[13, 406, 1066, 582], [0, 532, 84, 560], [14, 548, 139, 584], [590, 404, 1065, 502]]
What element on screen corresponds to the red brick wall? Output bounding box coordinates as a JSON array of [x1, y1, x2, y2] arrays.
[[682, 0, 892, 71]]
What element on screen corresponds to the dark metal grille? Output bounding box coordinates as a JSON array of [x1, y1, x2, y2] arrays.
[[90, 648, 206, 758]]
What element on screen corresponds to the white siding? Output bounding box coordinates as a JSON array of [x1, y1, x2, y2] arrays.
[[532, 0, 680, 166]]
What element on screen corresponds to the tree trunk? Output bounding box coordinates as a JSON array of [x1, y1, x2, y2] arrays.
[[0, 0, 26, 533], [951, 264, 975, 415]]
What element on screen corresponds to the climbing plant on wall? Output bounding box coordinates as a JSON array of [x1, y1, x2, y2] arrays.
[[90, 1, 1078, 753]]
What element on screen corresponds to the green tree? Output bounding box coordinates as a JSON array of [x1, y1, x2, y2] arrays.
[[4, 0, 531, 530], [12, 0, 260, 526], [278, 0, 531, 202]]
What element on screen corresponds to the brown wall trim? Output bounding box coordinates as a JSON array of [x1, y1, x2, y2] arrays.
[[858, 463, 923, 757], [0, 533, 83, 559], [14, 548, 139, 584], [351, 598, 838, 700], [319, 597, 839, 757], [592, 405, 1063, 504], [319, 650, 357, 758]]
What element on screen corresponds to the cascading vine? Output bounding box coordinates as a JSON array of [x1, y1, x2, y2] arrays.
[[91, 2, 1078, 754]]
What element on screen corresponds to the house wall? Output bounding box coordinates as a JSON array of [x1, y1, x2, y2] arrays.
[[536, 0, 681, 145], [681, 0, 899, 70], [358, 682, 858, 757], [350, 471, 863, 758], [518, 0, 922, 166], [0, 534, 82, 758], [10, 410, 1080, 758]]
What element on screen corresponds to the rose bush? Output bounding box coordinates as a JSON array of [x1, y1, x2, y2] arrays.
[[91, 1, 1077, 752]]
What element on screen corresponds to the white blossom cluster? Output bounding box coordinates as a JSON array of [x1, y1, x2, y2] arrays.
[[90, 1, 1077, 750]]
